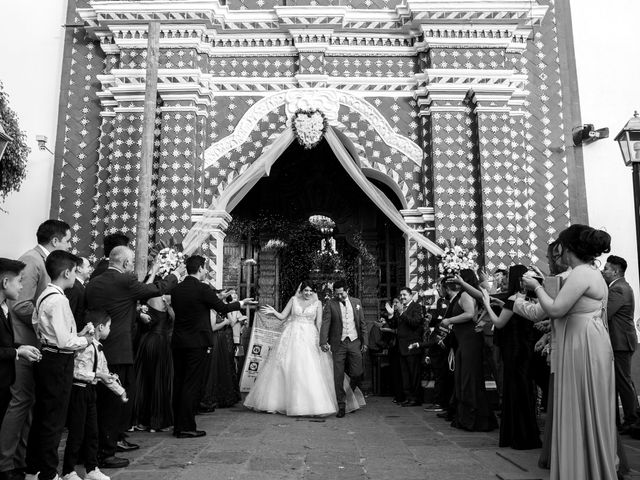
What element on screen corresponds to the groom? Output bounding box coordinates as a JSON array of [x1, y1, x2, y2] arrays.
[[320, 280, 368, 418]]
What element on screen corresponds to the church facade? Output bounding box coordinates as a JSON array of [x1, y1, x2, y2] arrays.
[[51, 0, 584, 298]]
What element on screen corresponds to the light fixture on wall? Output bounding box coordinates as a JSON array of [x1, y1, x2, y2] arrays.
[[615, 111, 640, 276], [0, 121, 13, 161], [572, 124, 609, 146], [36, 134, 54, 154]]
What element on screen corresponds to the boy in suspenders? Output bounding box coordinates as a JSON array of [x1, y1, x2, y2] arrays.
[[62, 310, 127, 480], [31, 251, 94, 480]]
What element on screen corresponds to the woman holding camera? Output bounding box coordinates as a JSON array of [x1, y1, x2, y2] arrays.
[[481, 265, 541, 450], [521, 225, 617, 480]]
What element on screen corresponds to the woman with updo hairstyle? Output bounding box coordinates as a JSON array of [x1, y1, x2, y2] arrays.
[[521, 224, 618, 479], [441, 269, 497, 432]]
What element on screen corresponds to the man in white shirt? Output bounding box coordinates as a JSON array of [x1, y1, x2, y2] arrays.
[[31, 250, 94, 480], [0, 219, 72, 480], [320, 280, 368, 418]]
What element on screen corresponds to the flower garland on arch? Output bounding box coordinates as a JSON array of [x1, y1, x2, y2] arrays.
[[291, 108, 328, 150]]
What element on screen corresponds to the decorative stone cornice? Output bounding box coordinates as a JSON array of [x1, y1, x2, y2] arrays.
[[415, 69, 527, 114], [79, 0, 547, 57], [401, 207, 436, 225], [98, 69, 213, 113]]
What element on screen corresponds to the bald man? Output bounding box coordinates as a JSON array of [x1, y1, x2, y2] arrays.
[[85, 246, 179, 469]]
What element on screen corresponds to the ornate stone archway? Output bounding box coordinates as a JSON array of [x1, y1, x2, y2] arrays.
[[185, 119, 439, 287], [51, 0, 586, 294]]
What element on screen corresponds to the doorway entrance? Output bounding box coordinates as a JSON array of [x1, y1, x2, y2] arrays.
[[222, 136, 406, 322]]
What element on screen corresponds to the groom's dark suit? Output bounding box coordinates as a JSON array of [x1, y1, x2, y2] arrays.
[[170, 276, 241, 434], [320, 296, 368, 410]]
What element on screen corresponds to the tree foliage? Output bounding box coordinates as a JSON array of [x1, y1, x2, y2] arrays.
[[0, 82, 30, 201]]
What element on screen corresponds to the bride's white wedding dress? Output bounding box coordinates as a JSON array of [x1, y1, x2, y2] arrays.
[[244, 297, 365, 416]]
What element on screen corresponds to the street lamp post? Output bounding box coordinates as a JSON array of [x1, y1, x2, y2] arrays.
[[615, 111, 640, 275]]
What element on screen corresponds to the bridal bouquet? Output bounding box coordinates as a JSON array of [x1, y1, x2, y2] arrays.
[[156, 247, 185, 278], [437, 240, 478, 279]]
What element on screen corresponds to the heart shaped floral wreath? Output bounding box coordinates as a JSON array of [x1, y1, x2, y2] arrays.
[[291, 108, 328, 150]]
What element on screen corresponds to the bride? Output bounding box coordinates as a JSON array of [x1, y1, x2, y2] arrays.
[[243, 280, 364, 416]]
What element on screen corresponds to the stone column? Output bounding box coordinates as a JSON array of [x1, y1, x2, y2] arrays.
[[472, 89, 529, 269], [417, 87, 483, 253], [401, 208, 436, 291], [155, 71, 211, 245], [197, 211, 232, 289]]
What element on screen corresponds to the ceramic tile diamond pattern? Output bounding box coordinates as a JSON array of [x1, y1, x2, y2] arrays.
[[156, 110, 197, 243], [428, 107, 482, 251], [50, 0, 579, 292], [56, 25, 105, 257]]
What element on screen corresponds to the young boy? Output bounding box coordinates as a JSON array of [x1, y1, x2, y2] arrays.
[[0, 259, 41, 425], [31, 250, 95, 480], [63, 310, 127, 480]]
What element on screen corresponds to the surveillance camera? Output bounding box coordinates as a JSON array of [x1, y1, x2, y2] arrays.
[[35, 135, 54, 154], [572, 125, 609, 146], [36, 135, 48, 150]]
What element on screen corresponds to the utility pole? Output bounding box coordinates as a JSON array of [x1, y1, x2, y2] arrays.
[[134, 21, 160, 280]]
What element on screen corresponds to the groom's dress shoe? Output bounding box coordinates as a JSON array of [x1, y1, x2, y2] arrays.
[[98, 456, 130, 469], [116, 439, 139, 452], [176, 430, 206, 438], [336, 408, 346, 418]]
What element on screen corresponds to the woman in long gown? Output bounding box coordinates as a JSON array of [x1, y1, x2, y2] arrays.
[[441, 270, 497, 432], [522, 224, 617, 480], [201, 311, 241, 409], [244, 281, 364, 416], [482, 265, 541, 450], [134, 294, 173, 432]]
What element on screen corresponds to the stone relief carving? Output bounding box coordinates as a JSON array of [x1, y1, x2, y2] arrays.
[[204, 88, 423, 169]]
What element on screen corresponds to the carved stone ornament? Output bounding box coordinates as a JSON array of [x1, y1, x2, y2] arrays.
[[284, 89, 339, 125], [203, 88, 423, 169], [291, 109, 328, 150]]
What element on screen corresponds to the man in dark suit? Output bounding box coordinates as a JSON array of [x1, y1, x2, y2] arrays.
[[320, 280, 368, 418], [89, 232, 130, 280], [85, 246, 179, 468], [0, 259, 41, 430], [603, 255, 639, 433], [1, 219, 71, 480], [392, 286, 424, 407], [171, 255, 254, 438], [65, 257, 92, 330]]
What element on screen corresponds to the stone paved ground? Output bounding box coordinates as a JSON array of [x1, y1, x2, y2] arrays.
[[60, 396, 640, 480]]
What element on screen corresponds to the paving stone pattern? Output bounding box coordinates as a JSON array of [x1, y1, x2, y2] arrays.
[[58, 396, 640, 479]]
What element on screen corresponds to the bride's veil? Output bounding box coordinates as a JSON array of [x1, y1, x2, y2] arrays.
[[294, 282, 319, 303]]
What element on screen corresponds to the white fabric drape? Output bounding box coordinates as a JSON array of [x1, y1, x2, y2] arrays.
[[183, 127, 444, 257], [324, 128, 444, 256]]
